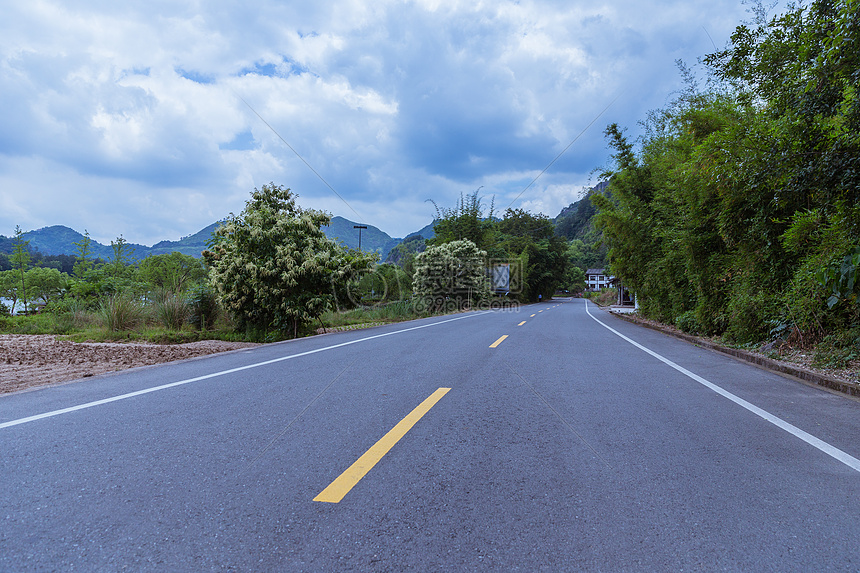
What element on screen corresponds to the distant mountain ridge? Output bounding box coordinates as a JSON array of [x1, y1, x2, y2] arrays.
[[0, 224, 224, 261], [0, 218, 436, 261]]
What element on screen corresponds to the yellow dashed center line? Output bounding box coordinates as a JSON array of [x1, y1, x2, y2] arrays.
[[530, 314, 536, 317], [489, 335, 508, 348], [314, 387, 451, 503], [517, 321, 526, 326]]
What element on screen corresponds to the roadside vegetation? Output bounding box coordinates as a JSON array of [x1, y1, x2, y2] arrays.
[[1, 177, 603, 343], [583, 288, 618, 308], [591, 0, 860, 375]]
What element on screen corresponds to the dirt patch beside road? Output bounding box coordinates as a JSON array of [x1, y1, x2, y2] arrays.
[[0, 334, 262, 395]]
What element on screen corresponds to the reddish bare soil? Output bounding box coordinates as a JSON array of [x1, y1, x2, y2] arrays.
[[0, 335, 261, 395]]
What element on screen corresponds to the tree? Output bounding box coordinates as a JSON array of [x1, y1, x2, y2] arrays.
[[137, 252, 206, 294], [498, 208, 554, 242], [108, 235, 135, 279], [563, 264, 586, 294], [412, 239, 490, 311], [428, 190, 496, 250], [496, 208, 568, 301], [10, 226, 30, 313], [0, 270, 19, 313], [25, 267, 69, 305], [73, 230, 94, 278], [589, 0, 860, 342], [203, 183, 376, 336], [355, 263, 412, 303]]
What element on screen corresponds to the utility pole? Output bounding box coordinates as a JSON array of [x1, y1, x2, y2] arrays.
[[353, 225, 367, 251]]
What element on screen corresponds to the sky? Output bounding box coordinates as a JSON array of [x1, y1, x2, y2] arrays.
[[0, 0, 779, 245]]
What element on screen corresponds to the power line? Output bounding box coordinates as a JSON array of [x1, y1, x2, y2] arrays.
[[504, 91, 623, 210], [232, 89, 366, 224]]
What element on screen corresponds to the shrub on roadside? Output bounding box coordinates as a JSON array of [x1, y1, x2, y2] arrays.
[[812, 327, 860, 370], [586, 287, 617, 307], [675, 310, 700, 334]]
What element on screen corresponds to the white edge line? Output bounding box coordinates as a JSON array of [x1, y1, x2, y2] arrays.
[[0, 311, 491, 430], [584, 300, 860, 473]]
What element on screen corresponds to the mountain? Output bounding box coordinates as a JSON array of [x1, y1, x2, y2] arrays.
[[17, 226, 146, 261], [554, 181, 609, 240], [405, 221, 436, 240], [0, 224, 222, 261], [147, 222, 224, 257], [0, 217, 435, 262], [322, 216, 402, 259], [384, 233, 428, 265]]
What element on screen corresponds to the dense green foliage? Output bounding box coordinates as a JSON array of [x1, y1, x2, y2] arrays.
[[354, 263, 413, 304], [593, 0, 860, 351], [428, 192, 497, 250], [416, 190, 584, 301]]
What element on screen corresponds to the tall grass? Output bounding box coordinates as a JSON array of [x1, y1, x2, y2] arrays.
[[99, 294, 145, 331], [321, 300, 425, 328], [153, 291, 190, 330]]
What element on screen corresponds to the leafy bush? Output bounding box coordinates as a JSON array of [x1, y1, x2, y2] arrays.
[[585, 288, 616, 307], [675, 310, 700, 334], [0, 313, 66, 335], [812, 328, 860, 370], [45, 297, 95, 330], [412, 239, 491, 311]]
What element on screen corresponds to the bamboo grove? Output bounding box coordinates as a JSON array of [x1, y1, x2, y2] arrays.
[[592, 0, 860, 354]]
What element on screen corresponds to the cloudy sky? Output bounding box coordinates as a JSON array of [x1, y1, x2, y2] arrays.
[[1, 0, 779, 245]]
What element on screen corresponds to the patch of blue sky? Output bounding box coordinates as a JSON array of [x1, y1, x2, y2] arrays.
[[176, 68, 215, 84], [239, 58, 310, 78], [117, 67, 150, 81], [240, 61, 279, 77], [219, 130, 256, 151]]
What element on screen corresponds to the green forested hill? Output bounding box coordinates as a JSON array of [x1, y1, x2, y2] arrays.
[[0, 217, 430, 261], [0, 224, 222, 261], [147, 222, 224, 257], [16, 226, 143, 260], [554, 181, 607, 241]]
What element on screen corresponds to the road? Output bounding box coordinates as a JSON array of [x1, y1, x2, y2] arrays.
[[1, 298, 859, 570]]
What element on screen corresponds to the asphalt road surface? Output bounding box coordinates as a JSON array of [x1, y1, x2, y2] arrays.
[[2, 298, 859, 571]]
